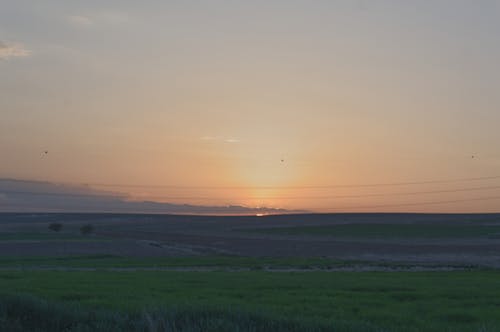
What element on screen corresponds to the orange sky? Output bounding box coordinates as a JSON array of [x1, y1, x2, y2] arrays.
[[2, 1, 500, 212]]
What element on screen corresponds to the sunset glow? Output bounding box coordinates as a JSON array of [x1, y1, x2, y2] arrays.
[[2, 1, 500, 213]]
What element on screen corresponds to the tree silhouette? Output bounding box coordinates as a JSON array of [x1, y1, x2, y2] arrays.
[[48, 223, 62, 232], [80, 224, 94, 235]]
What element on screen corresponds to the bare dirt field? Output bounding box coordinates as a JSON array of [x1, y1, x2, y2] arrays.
[[1, 213, 499, 267]]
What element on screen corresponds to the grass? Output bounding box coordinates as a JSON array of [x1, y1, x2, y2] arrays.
[[0, 255, 357, 269], [1, 216, 499, 331], [0, 294, 378, 332], [1, 270, 500, 331], [0, 255, 482, 270], [250, 223, 500, 239], [0, 232, 109, 242]]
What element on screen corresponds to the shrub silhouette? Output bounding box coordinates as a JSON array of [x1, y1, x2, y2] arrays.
[[48, 223, 62, 232], [80, 224, 94, 235]]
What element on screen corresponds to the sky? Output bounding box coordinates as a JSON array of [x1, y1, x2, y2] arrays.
[[1, 1, 500, 213]]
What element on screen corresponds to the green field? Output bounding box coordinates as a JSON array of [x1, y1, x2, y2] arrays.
[[1, 217, 499, 331], [1, 269, 500, 331], [0, 255, 342, 269], [0, 255, 482, 270], [0, 232, 109, 242], [251, 223, 500, 239]]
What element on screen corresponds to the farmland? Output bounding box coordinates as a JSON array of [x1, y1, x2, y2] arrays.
[[1, 213, 500, 331]]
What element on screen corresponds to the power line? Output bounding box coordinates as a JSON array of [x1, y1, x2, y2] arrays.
[[3, 184, 500, 201], [323, 195, 500, 211], [3, 191, 500, 212], [80, 175, 500, 190], [140, 184, 500, 200]]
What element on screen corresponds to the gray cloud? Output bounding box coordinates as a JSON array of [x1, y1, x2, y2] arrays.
[[0, 41, 30, 60], [0, 179, 300, 215]]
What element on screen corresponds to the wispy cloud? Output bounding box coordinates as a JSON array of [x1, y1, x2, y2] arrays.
[[67, 12, 130, 28], [200, 136, 240, 144], [97, 12, 130, 25], [200, 136, 220, 141], [0, 41, 30, 60], [67, 15, 94, 27]]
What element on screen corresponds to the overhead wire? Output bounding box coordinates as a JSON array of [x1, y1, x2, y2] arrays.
[[3, 184, 500, 201], [79, 175, 500, 190]]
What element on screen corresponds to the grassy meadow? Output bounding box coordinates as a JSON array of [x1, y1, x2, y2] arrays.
[[0, 232, 108, 242], [1, 266, 500, 331], [1, 214, 500, 331], [250, 223, 500, 239], [0, 255, 398, 270]]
